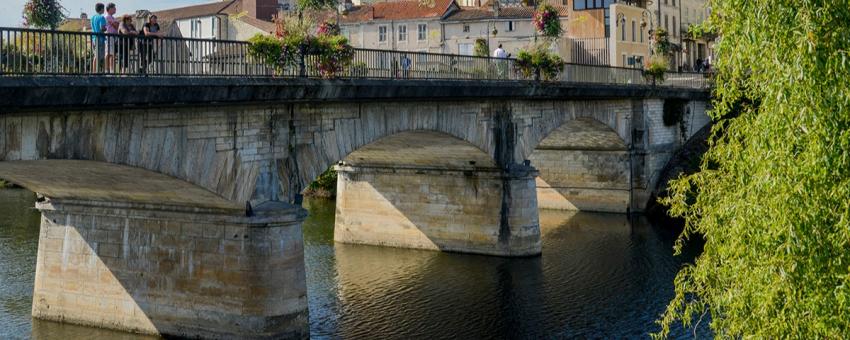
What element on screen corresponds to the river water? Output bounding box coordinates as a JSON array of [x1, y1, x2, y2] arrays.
[[0, 189, 707, 339]]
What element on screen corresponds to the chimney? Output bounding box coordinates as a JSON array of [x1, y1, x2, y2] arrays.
[[245, 0, 279, 21]]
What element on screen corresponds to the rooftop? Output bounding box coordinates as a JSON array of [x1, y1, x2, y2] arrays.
[[340, 0, 458, 23]]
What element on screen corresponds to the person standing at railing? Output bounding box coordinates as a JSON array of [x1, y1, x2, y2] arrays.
[[118, 15, 138, 74], [492, 44, 508, 79], [400, 54, 411, 79], [90, 3, 107, 72], [139, 15, 163, 74], [104, 3, 119, 73]]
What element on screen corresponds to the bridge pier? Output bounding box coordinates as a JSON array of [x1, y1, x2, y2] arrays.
[[31, 197, 309, 339], [333, 163, 541, 257]]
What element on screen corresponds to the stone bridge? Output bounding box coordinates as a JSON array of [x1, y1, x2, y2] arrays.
[[0, 77, 710, 338]]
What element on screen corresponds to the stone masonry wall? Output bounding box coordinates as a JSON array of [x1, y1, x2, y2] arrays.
[[32, 199, 308, 339], [532, 149, 630, 213], [334, 166, 541, 256]]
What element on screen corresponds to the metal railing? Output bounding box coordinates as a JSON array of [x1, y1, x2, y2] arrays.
[[0, 27, 712, 89]]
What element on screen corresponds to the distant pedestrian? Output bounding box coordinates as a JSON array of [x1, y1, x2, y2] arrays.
[[400, 54, 411, 79], [695, 58, 703, 72], [492, 44, 507, 58], [104, 3, 119, 73], [89, 3, 106, 72], [493, 44, 507, 78], [118, 15, 138, 73]]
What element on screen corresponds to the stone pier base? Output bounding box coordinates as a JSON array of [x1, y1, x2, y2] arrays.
[[31, 198, 310, 339], [333, 165, 541, 257]]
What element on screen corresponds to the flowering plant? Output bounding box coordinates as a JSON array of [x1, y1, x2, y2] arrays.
[[317, 21, 340, 36], [250, 16, 354, 78], [532, 4, 562, 39], [23, 0, 65, 29]]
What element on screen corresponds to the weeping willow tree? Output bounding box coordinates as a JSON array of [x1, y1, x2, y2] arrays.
[[656, 1, 850, 338]]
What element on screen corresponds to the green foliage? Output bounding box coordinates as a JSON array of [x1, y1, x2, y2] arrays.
[[296, 0, 338, 11], [643, 55, 668, 85], [687, 22, 717, 41], [247, 34, 283, 71], [473, 38, 488, 58], [248, 16, 354, 78], [1, 34, 91, 73], [23, 0, 65, 29], [305, 167, 337, 198], [652, 28, 672, 56], [515, 44, 563, 81], [656, 1, 850, 338]]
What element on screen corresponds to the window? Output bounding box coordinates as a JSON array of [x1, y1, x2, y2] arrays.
[[507, 21, 514, 32], [378, 26, 387, 42], [621, 20, 626, 41], [664, 15, 669, 32], [672, 0, 676, 5], [574, 0, 615, 10], [458, 43, 473, 56], [190, 19, 203, 38], [604, 8, 610, 37], [463, 24, 470, 33], [418, 24, 427, 41], [640, 24, 644, 42], [631, 20, 636, 42], [672, 16, 677, 36], [398, 25, 407, 42]]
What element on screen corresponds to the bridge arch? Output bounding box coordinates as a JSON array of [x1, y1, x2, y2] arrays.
[[528, 117, 631, 213], [278, 102, 498, 202], [330, 130, 540, 256], [514, 100, 632, 163]]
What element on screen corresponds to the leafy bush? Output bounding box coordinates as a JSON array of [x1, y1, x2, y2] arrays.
[[473, 38, 488, 58], [305, 167, 337, 198], [532, 4, 562, 39], [247, 34, 283, 71], [515, 45, 564, 81], [656, 1, 850, 338], [643, 55, 668, 85], [652, 28, 672, 56]]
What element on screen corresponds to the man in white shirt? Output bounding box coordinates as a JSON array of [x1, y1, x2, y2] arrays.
[[493, 44, 507, 58]]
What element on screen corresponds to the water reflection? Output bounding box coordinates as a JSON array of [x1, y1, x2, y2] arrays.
[[0, 191, 706, 339]]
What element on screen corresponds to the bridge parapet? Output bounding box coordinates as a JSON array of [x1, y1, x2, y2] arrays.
[[0, 27, 711, 89]]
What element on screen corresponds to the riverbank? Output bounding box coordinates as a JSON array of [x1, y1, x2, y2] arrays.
[[303, 168, 337, 199], [0, 179, 18, 189]]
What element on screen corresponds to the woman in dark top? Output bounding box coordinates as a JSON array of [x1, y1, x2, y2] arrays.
[[139, 15, 163, 74]]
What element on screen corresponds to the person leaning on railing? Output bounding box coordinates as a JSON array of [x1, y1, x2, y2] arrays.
[[118, 15, 138, 74], [139, 15, 163, 74]]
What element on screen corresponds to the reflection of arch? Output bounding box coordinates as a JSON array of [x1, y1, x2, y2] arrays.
[[529, 118, 631, 213], [333, 130, 540, 256]]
